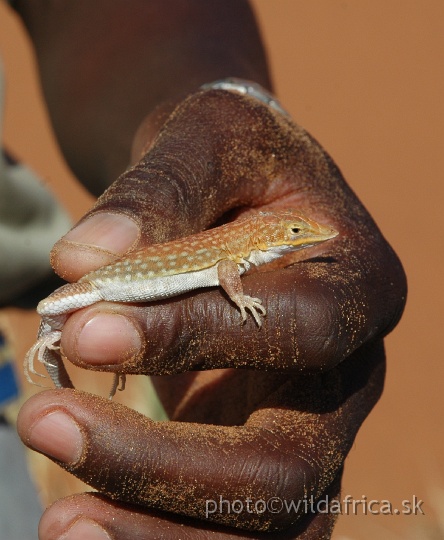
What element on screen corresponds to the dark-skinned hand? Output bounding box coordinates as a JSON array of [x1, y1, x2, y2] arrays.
[[17, 89, 406, 539]]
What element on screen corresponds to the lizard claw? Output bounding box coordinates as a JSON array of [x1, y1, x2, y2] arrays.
[[24, 331, 62, 383], [236, 295, 267, 327]]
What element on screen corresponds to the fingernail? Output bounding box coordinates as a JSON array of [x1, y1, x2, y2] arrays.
[[28, 411, 83, 463], [60, 519, 111, 540], [77, 314, 142, 365], [64, 213, 140, 254]]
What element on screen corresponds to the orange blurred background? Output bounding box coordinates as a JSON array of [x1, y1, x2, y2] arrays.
[[0, 1, 442, 538]]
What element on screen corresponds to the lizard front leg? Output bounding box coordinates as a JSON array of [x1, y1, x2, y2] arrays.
[[217, 259, 266, 327]]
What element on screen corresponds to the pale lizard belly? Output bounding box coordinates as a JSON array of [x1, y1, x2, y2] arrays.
[[89, 264, 225, 303]]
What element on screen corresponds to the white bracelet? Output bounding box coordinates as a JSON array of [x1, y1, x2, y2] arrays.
[[200, 78, 290, 118]]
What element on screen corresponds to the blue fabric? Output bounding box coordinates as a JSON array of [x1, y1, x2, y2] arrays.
[[0, 332, 19, 406], [0, 362, 19, 405]]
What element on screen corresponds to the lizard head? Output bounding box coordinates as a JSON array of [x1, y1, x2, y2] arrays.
[[257, 210, 338, 252]]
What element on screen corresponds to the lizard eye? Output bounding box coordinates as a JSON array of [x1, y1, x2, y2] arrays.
[[291, 227, 301, 234]]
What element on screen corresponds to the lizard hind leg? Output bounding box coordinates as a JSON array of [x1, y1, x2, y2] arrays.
[[23, 330, 75, 390], [24, 330, 62, 382]]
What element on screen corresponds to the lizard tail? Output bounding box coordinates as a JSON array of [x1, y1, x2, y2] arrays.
[[43, 347, 75, 389]]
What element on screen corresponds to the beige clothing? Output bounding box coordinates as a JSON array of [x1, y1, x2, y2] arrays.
[[0, 61, 71, 303]]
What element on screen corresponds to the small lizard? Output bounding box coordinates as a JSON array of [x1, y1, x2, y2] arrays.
[[24, 209, 338, 397]]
